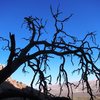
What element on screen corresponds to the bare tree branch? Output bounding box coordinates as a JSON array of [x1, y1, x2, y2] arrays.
[[0, 6, 99, 100]]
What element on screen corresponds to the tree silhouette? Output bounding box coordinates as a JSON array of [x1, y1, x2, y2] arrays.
[[0, 6, 99, 100]]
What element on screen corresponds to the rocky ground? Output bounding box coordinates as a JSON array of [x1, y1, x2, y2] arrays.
[[0, 65, 99, 100], [0, 77, 99, 100]]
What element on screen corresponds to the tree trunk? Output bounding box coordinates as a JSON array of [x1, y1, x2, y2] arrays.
[[0, 58, 23, 84]]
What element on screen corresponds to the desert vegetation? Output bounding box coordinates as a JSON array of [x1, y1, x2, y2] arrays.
[[0, 5, 99, 100]]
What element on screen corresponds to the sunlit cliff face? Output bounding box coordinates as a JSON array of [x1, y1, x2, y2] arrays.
[[0, 64, 27, 89], [0, 64, 4, 70]]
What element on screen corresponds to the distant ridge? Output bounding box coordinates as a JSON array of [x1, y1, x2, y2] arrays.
[[0, 65, 99, 100], [0, 65, 43, 100], [48, 81, 100, 100]]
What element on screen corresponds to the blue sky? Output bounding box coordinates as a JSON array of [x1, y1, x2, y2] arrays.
[[0, 0, 100, 86]]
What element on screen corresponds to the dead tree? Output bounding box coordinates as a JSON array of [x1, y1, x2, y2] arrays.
[[0, 6, 99, 100]]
